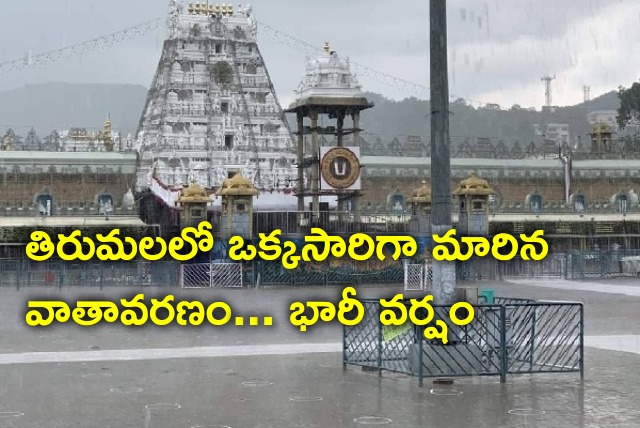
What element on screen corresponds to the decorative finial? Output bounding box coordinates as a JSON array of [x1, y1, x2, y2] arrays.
[[324, 42, 330, 53]]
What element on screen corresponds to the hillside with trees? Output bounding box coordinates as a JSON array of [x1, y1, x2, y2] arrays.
[[0, 82, 622, 152]]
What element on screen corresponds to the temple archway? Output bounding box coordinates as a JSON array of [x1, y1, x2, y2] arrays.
[[34, 188, 54, 216], [525, 191, 543, 213]]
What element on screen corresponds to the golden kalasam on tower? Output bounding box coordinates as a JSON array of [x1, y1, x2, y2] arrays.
[[177, 180, 213, 204], [216, 172, 259, 197], [452, 170, 495, 196], [99, 118, 114, 152], [188, 3, 234, 16], [408, 181, 432, 203]]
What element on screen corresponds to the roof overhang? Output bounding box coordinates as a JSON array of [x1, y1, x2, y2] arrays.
[[285, 96, 374, 116]]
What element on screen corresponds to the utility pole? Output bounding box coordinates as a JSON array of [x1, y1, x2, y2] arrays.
[[541, 75, 555, 108], [583, 85, 591, 103], [430, 0, 455, 305]]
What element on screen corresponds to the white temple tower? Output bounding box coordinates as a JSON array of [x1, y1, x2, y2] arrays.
[[135, 1, 296, 208]]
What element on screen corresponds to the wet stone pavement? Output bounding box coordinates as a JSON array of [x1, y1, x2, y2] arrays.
[[0, 279, 638, 428]]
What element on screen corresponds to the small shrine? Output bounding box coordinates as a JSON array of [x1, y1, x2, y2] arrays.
[[216, 173, 259, 239], [526, 190, 544, 214], [387, 189, 406, 212], [176, 180, 212, 228], [408, 181, 432, 216], [453, 171, 494, 236], [570, 190, 587, 213], [589, 122, 614, 155], [611, 190, 629, 214]]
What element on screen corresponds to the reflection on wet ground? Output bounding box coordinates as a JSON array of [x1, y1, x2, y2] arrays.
[[0, 279, 638, 427]]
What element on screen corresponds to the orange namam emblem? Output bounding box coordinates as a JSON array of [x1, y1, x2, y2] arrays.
[[321, 147, 361, 189]]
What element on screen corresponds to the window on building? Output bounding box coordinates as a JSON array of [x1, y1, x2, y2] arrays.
[[191, 208, 203, 217], [530, 195, 543, 213], [215, 44, 222, 54], [225, 135, 234, 149], [618, 195, 628, 213], [221, 102, 229, 113]]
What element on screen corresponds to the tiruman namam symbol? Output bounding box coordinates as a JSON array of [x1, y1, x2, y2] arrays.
[[321, 147, 361, 189]]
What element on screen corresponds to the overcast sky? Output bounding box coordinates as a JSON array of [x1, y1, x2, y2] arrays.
[[0, 0, 638, 109]]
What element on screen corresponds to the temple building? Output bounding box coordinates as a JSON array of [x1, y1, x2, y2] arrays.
[[2, 2, 640, 251], [135, 1, 297, 211]]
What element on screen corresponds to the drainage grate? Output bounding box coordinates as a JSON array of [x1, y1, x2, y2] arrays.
[[205, 368, 235, 375], [354, 416, 392, 425], [145, 403, 181, 411], [289, 397, 324, 402], [81, 373, 112, 379], [430, 389, 463, 396], [241, 381, 273, 387], [0, 412, 24, 418], [508, 409, 546, 416], [191, 426, 231, 428], [110, 387, 144, 393]]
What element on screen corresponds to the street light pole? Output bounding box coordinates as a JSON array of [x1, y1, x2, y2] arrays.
[[430, 0, 456, 304]]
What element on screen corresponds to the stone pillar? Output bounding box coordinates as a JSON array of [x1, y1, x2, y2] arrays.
[[310, 110, 320, 215], [337, 111, 345, 147], [352, 111, 361, 221], [337, 110, 345, 212], [430, 0, 456, 305], [352, 111, 360, 145], [336, 110, 345, 213], [297, 111, 305, 212]]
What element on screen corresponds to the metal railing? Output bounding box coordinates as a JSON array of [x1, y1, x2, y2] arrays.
[[252, 211, 418, 235], [179, 262, 243, 288], [456, 250, 640, 281], [2, 248, 640, 289], [566, 249, 640, 279], [211, 210, 640, 237], [343, 299, 584, 385], [0, 206, 138, 217], [0, 259, 180, 289], [253, 259, 405, 288]]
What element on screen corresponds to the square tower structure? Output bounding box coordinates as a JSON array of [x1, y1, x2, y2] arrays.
[[286, 43, 373, 215]]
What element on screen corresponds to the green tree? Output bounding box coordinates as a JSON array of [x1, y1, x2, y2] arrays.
[[618, 82, 640, 129], [25, 128, 41, 150], [44, 130, 61, 151]]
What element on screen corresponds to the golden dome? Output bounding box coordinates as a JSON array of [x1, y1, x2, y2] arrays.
[[408, 180, 432, 203], [453, 171, 494, 196], [590, 121, 612, 135], [177, 180, 212, 204], [216, 172, 259, 196]]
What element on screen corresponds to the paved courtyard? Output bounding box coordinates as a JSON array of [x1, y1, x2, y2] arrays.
[[0, 278, 639, 427]]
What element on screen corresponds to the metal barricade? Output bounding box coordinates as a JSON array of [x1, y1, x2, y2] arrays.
[[343, 298, 584, 386]]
